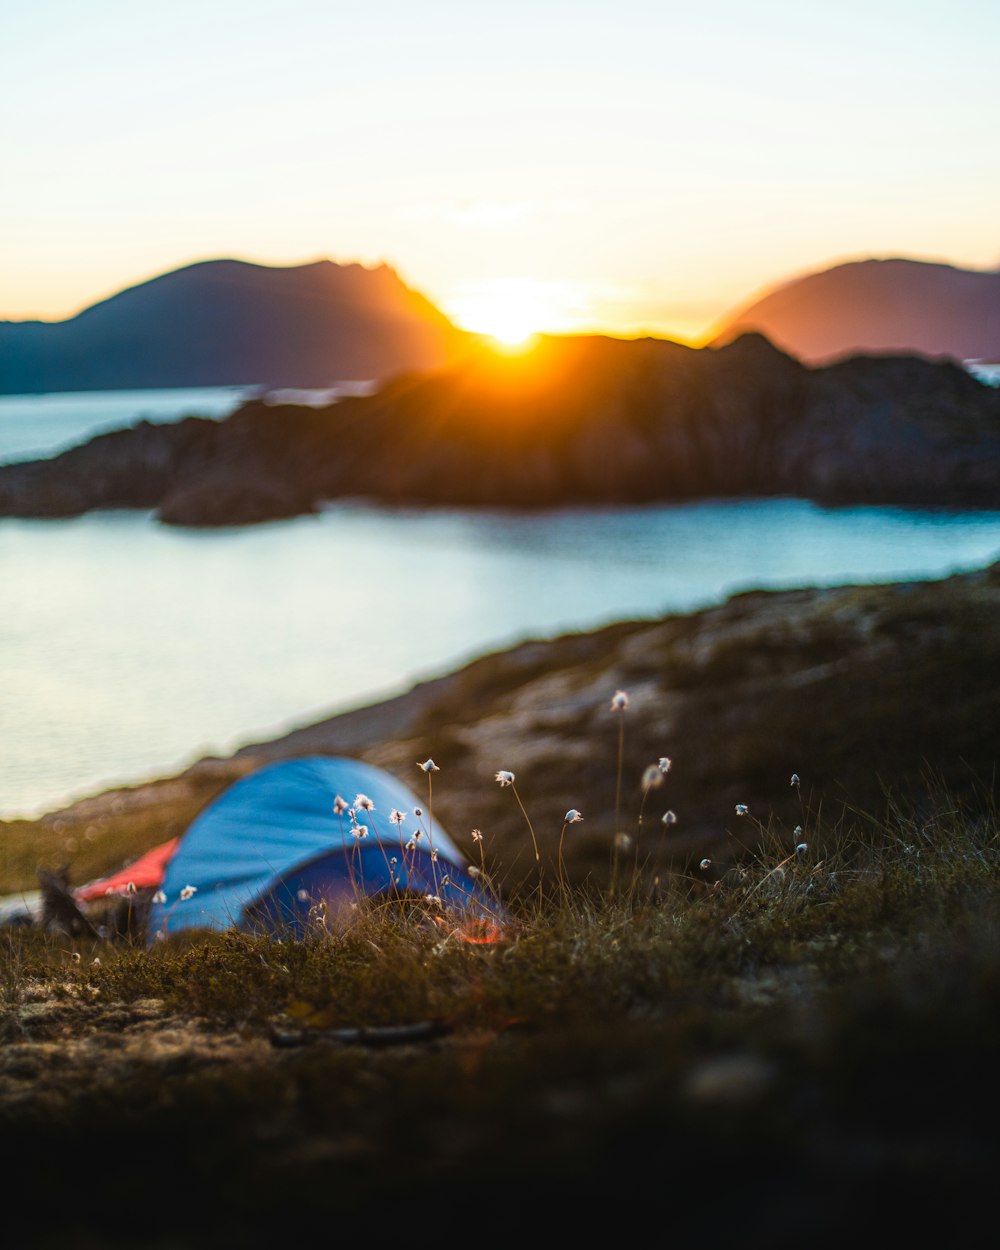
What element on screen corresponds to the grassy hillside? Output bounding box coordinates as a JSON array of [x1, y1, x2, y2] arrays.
[[2, 564, 998, 1245]]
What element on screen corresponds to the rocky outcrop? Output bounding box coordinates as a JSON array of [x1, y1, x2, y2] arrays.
[[0, 332, 997, 524], [8, 561, 998, 889]]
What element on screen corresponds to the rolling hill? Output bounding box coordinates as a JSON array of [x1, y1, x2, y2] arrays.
[[709, 257, 1000, 365], [0, 258, 470, 393]]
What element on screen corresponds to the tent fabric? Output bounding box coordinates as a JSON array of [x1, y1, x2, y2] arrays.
[[76, 838, 179, 901], [148, 756, 483, 938], [245, 844, 500, 939]]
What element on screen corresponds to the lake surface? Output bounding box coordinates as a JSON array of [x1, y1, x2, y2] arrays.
[[0, 382, 374, 464], [2, 384, 1000, 818]]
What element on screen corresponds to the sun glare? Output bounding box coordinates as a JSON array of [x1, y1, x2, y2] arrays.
[[445, 278, 587, 349]]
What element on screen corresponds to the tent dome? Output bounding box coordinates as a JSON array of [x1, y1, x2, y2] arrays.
[[147, 756, 495, 939]]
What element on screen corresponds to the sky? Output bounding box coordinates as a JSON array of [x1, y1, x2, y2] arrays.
[[3, 0, 999, 343]]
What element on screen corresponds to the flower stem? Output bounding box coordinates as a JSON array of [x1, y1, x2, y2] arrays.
[[512, 783, 543, 908]]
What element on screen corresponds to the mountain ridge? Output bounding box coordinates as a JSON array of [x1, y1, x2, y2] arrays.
[[709, 257, 1000, 364], [0, 257, 469, 393]]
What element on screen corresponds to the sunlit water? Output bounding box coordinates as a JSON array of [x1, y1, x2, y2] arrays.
[[2, 384, 1000, 818]]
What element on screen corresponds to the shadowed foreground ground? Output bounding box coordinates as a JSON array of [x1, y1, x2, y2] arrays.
[[2, 564, 999, 1246]]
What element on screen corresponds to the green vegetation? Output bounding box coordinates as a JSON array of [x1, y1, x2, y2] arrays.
[[2, 784, 998, 1244], [2, 565, 998, 1244]]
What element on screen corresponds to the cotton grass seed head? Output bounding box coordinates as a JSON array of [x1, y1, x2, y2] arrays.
[[351, 825, 369, 840], [180, 884, 197, 901], [610, 689, 629, 712], [735, 804, 748, 816], [796, 843, 808, 856], [495, 770, 515, 786], [642, 764, 663, 790], [662, 810, 677, 825], [152, 890, 166, 905], [794, 825, 803, 836], [659, 757, 672, 773], [332, 795, 349, 815], [354, 793, 374, 812], [699, 859, 712, 871], [418, 759, 440, 773], [564, 808, 583, 824], [471, 829, 483, 843], [790, 773, 801, 788], [389, 809, 406, 825], [614, 832, 632, 851]]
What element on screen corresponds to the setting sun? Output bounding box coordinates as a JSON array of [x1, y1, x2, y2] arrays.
[[444, 277, 588, 347]]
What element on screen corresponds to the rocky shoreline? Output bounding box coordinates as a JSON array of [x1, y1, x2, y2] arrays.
[[5, 559, 997, 896], [0, 333, 998, 526]]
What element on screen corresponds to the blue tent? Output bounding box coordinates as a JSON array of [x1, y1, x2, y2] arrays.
[[147, 756, 498, 940]]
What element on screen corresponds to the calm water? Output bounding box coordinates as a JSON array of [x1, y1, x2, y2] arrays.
[[2, 384, 1000, 818], [0, 382, 374, 464]]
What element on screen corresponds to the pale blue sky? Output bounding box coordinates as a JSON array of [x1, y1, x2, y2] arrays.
[[3, 0, 998, 339]]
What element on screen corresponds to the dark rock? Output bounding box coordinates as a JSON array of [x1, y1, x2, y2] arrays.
[[0, 332, 997, 524]]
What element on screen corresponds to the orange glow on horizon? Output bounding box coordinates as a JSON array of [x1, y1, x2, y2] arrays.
[[444, 277, 588, 347]]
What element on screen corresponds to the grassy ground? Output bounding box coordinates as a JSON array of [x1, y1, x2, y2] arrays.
[[2, 565, 999, 1245], [2, 786, 999, 1247]]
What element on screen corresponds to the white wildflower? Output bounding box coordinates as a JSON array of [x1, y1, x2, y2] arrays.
[[495, 770, 515, 787], [564, 809, 584, 824], [179, 884, 197, 901], [642, 764, 663, 790], [610, 690, 629, 711], [417, 759, 440, 773]]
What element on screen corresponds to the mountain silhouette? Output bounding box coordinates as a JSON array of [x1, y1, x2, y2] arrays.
[[0, 258, 469, 393], [709, 258, 1000, 365]]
